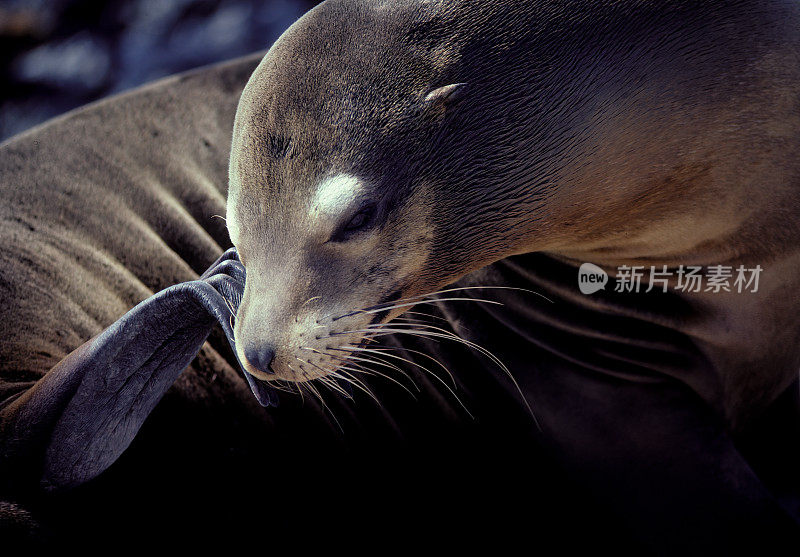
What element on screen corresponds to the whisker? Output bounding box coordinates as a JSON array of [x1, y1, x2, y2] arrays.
[[323, 285, 553, 322], [325, 364, 385, 407], [391, 316, 442, 327], [304, 346, 406, 400], [414, 284, 553, 303], [394, 312, 473, 336], [328, 346, 426, 392], [300, 358, 356, 400], [296, 360, 344, 434], [299, 296, 322, 310], [347, 345, 457, 390], [335, 326, 538, 428], [337, 344, 472, 418], [303, 346, 405, 376], [402, 310, 453, 325], [319, 374, 353, 400], [320, 350, 419, 398], [328, 337, 473, 418], [330, 296, 504, 322], [263, 382, 293, 394], [287, 365, 306, 404], [327, 368, 391, 406], [326, 369, 358, 391]]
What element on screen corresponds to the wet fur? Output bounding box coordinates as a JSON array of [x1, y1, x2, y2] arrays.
[[0, 0, 799, 550], [226, 0, 800, 549], [229, 0, 800, 420]]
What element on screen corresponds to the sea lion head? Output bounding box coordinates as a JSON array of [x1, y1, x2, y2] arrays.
[[225, 3, 506, 382], [226, 0, 758, 383]]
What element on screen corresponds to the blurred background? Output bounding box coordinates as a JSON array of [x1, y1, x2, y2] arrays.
[[0, 0, 322, 141]]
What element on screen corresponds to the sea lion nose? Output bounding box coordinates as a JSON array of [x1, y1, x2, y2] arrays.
[[243, 344, 276, 375]]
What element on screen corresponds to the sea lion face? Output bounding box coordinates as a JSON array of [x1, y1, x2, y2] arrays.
[[224, 5, 490, 382], [227, 162, 435, 382], [226, 0, 764, 383]]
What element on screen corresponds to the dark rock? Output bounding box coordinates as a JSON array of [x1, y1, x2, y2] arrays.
[[0, 0, 322, 142], [12, 32, 112, 94]]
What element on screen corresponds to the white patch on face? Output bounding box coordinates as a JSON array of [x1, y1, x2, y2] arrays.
[[310, 173, 362, 217], [225, 190, 241, 246]]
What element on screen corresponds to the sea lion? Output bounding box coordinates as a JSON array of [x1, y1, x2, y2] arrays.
[[0, 54, 564, 551], [1, 0, 800, 552], [226, 0, 800, 550]]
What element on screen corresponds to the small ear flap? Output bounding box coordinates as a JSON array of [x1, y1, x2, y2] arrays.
[[422, 82, 468, 117]]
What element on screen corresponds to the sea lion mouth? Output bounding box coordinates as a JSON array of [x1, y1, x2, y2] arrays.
[[235, 289, 404, 404], [229, 325, 279, 407], [243, 370, 279, 407]]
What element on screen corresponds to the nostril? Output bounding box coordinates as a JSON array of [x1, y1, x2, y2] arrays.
[[243, 345, 276, 374]]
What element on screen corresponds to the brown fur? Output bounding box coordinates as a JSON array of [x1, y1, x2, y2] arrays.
[[228, 0, 800, 424], [2, 0, 800, 549]]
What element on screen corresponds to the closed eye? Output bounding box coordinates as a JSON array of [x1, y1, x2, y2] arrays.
[[330, 204, 377, 242], [345, 210, 370, 231]]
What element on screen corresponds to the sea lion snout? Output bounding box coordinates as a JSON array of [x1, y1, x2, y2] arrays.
[[242, 344, 277, 376], [231, 267, 375, 383]]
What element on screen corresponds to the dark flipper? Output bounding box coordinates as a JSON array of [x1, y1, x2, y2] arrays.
[[0, 248, 275, 490], [199, 251, 279, 407]]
